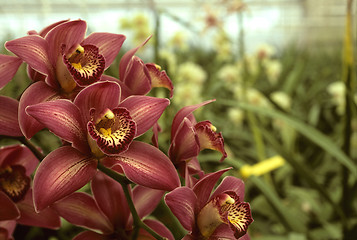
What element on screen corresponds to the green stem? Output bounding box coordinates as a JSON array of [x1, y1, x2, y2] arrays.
[[0, 135, 45, 161], [97, 163, 166, 240]]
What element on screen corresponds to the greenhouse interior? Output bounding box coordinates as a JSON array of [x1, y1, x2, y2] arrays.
[[0, 0, 356, 239]]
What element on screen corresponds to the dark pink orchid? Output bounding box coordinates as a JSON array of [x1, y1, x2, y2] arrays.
[[103, 37, 173, 101], [0, 96, 22, 137], [25, 81, 180, 211], [52, 171, 174, 240], [168, 100, 227, 185], [0, 55, 23, 89], [0, 220, 16, 240], [165, 169, 253, 240], [5, 19, 126, 139], [0, 145, 61, 231]]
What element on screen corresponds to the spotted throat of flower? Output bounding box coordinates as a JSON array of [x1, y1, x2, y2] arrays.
[[87, 108, 137, 158], [56, 44, 105, 93], [0, 165, 30, 202], [197, 191, 253, 239]]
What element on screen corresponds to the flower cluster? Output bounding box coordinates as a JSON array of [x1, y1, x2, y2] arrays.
[[0, 19, 253, 239]]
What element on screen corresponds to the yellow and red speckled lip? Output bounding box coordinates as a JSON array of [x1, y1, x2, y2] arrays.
[[64, 44, 105, 87], [0, 165, 30, 203], [87, 108, 137, 156]]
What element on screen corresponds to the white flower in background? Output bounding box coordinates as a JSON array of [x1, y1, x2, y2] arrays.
[[174, 82, 203, 107], [217, 64, 241, 84], [256, 43, 277, 60], [228, 108, 245, 126], [176, 62, 207, 84], [168, 31, 188, 51], [327, 81, 345, 115], [233, 86, 270, 108], [159, 50, 178, 75], [264, 59, 282, 85], [270, 91, 291, 110]]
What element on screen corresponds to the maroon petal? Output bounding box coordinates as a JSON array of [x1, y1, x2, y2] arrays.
[[33, 146, 97, 211], [1, 145, 39, 176], [210, 176, 245, 202], [0, 96, 21, 136], [103, 141, 180, 191], [45, 20, 87, 67], [16, 189, 61, 229], [192, 168, 231, 210], [195, 120, 227, 162], [82, 32, 126, 69], [53, 192, 113, 234], [26, 99, 89, 153], [122, 56, 151, 95], [119, 36, 150, 81], [171, 100, 215, 139], [141, 219, 175, 240], [5, 35, 57, 88], [0, 54, 23, 89], [91, 171, 129, 228], [18, 81, 59, 139], [73, 231, 107, 240], [37, 20, 70, 37], [165, 187, 197, 231], [119, 96, 170, 137], [0, 220, 16, 240], [168, 118, 200, 164], [146, 63, 174, 98], [74, 81, 121, 124], [0, 192, 20, 221], [131, 185, 164, 221]]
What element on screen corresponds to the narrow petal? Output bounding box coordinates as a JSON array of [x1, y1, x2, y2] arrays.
[[73, 231, 107, 240], [192, 168, 231, 210], [0, 96, 22, 136], [82, 32, 126, 69], [37, 20, 70, 37], [0, 54, 23, 89], [26, 99, 89, 153], [91, 171, 129, 228], [171, 100, 215, 139], [146, 63, 174, 98], [16, 189, 61, 229], [5, 35, 56, 88], [195, 120, 227, 162], [122, 56, 151, 95], [119, 36, 151, 81], [45, 20, 87, 67], [18, 81, 59, 139], [119, 96, 170, 137], [53, 192, 113, 234], [141, 219, 175, 240], [33, 146, 97, 211], [100, 74, 133, 100], [165, 187, 197, 231], [103, 141, 180, 191], [74, 81, 121, 124], [0, 192, 20, 221], [210, 176, 245, 202], [168, 118, 199, 164]]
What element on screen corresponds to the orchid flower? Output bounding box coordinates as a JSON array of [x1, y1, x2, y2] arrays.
[[52, 171, 174, 240], [0, 145, 61, 230], [25, 81, 180, 211], [5, 19, 126, 139], [0, 220, 16, 240], [165, 169, 253, 239], [103, 37, 173, 100], [168, 100, 227, 186]]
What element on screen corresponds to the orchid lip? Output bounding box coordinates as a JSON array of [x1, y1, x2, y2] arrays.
[[0, 165, 30, 203], [87, 107, 137, 156], [64, 44, 105, 87]]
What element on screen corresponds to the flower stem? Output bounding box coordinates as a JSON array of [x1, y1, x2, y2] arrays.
[[97, 163, 166, 240]]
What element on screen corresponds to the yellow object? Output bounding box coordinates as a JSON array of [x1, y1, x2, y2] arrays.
[[240, 155, 285, 178]]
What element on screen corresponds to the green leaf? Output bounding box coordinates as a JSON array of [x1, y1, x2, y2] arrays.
[[220, 100, 357, 177]]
